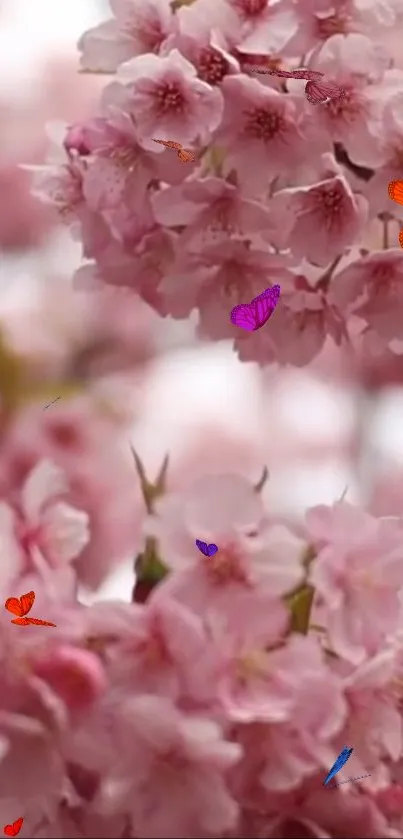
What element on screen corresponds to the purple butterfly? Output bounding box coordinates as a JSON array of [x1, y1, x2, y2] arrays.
[[230, 285, 280, 332], [195, 540, 218, 557]]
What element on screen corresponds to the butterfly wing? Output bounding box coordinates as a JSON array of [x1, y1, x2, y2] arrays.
[[305, 80, 345, 104], [323, 755, 343, 785], [338, 747, 353, 769], [5, 598, 23, 617], [305, 81, 329, 104], [247, 65, 277, 75], [253, 285, 281, 304], [6, 591, 35, 617], [195, 539, 209, 556], [292, 68, 324, 80], [11, 617, 32, 625], [389, 180, 403, 206], [19, 591, 35, 616], [323, 747, 352, 785], [399, 227, 403, 248], [230, 303, 257, 331], [267, 68, 293, 78], [152, 139, 182, 150], [165, 140, 183, 150], [178, 148, 196, 163], [251, 285, 280, 329], [3, 818, 24, 837], [26, 618, 57, 627]]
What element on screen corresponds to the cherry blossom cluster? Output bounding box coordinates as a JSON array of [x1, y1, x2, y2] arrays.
[[31, 0, 403, 368], [3, 461, 403, 837], [2, 0, 403, 836]]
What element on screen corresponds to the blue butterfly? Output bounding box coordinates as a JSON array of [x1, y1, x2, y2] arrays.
[[323, 747, 353, 786]]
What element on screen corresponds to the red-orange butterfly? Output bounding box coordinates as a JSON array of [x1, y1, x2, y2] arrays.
[[4, 817, 23, 837], [388, 180, 403, 249], [389, 180, 403, 205], [4, 591, 57, 627]]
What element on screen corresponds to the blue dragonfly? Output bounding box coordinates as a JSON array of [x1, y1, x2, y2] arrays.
[[323, 747, 353, 786]]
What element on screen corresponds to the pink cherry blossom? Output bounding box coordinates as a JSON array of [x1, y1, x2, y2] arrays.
[[160, 29, 239, 86], [226, 0, 300, 57], [171, 0, 242, 52], [78, 0, 177, 72], [76, 107, 194, 232], [376, 783, 403, 825], [279, 0, 398, 58], [306, 502, 403, 664], [230, 635, 347, 792], [78, 229, 176, 313], [0, 459, 89, 588], [115, 49, 223, 149], [0, 630, 68, 805], [30, 156, 87, 226], [309, 33, 391, 167], [29, 153, 112, 260], [80, 113, 157, 214], [270, 154, 368, 267], [235, 777, 395, 838], [151, 176, 276, 251], [32, 645, 107, 712], [145, 472, 268, 572], [147, 473, 305, 616], [107, 593, 213, 701], [330, 249, 403, 343], [342, 649, 403, 770], [64, 122, 95, 157], [197, 593, 293, 723], [98, 695, 241, 837], [214, 75, 323, 193], [0, 401, 144, 590]]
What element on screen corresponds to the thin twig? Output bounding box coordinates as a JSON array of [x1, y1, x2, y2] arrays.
[[43, 397, 61, 410]]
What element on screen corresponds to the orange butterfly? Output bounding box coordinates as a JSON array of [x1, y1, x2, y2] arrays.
[[178, 148, 196, 163], [388, 180, 403, 205], [388, 180, 403, 249], [152, 139, 182, 150], [152, 138, 196, 163], [5, 591, 57, 627]]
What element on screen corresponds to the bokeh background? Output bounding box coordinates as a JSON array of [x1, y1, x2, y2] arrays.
[[2, 0, 403, 605]]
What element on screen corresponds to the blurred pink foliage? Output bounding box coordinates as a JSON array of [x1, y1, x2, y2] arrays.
[[1, 0, 403, 837], [0, 58, 103, 251]]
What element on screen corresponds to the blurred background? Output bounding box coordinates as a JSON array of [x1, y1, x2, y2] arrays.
[[2, 0, 403, 604]]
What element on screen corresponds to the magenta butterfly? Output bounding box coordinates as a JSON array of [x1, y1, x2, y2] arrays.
[[230, 285, 280, 332], [305, 79, 346, 105]]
